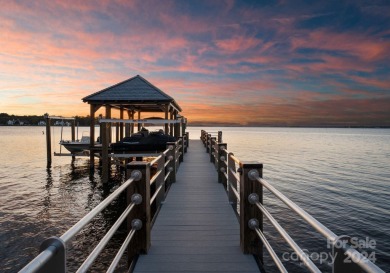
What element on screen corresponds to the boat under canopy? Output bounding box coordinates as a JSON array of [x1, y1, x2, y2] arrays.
[[111, 128, 176, 152]]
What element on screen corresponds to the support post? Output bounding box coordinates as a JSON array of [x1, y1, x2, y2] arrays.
[[102, 122, 109, 183], [71, 120, 76, 160], [170, 111, 174, 137], [206, 134, 210, 151], [217, 143, 227, 187], [125, 124, 131, 137], [239, 162, 263, 261], [181, 117, 186, 137], [209, 137, 216, 163], [138, 111, 141, 131], [178, 136, 184, 163], [71, 121, 75, 142], [218, 131, 223, 143], [115, 122, 119, 142], [184, 132, 189, 153], [126, 162, 151, 264], [120, 107, 124, 140], [164, 106, 169, 134], [166, 142, 176, 184], [227, 152, 237, 205], [130, 111, 134, 135], [153, 154, 165, 221], [45, 114, 51, 167], [89, 105, 96, 169], [38, 237, 66, 273], [332, 236, 363, 273]]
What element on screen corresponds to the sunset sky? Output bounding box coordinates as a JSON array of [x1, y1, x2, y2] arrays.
[[1, 0, 389, 126]]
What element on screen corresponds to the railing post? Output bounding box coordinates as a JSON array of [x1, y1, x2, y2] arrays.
[[185, 132, 189, 150], [206, 134, 211, 151], [179, 136, 184, 163], [218, 131, 222, 143], [126, 162, 151, 264], [166, 142, 176, 183], [217, 143, 227, 187], [332, 236, 363, 273], [227, 152, 237, 205], [239, 162, 263, 261], [39, 237, 66, 273], [157, 155, 166, 204], [209, 137, 216, 163]]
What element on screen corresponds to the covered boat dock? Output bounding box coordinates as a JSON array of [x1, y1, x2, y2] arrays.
[[81, 75, 187, 179]]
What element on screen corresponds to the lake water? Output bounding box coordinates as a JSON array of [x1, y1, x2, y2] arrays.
[[1, 126, 389, 272]]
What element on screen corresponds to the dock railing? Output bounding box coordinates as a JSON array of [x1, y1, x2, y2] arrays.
[[201, 129, 385, 273], [19, 137, 186, 273]]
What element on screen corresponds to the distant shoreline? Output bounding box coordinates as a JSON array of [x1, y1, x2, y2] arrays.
[[1, 124, 389, 129]]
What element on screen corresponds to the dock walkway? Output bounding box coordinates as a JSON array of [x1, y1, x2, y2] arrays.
[[133, 139, 259, 272]]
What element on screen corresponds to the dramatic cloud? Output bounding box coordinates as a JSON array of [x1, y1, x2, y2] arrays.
[[0, 0, 389, 126]]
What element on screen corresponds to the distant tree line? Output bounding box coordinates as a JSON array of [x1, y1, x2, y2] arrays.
[[0, 113, 95, 126]]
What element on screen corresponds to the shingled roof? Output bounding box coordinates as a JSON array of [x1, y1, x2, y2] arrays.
[[82, 75, 182, 112]]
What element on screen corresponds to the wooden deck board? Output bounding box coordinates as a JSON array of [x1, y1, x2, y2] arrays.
[[133, 139, 259, 272]]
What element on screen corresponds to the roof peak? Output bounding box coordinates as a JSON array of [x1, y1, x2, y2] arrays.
[[82, 75, 181, 112]]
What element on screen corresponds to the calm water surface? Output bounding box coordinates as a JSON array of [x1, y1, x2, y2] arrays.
[[1, 126, 389, 272]]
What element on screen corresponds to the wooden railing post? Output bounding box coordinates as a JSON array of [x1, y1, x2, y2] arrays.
[[217, 143, 227, 187], [150, 154, 165, 222], [206, 134, 210, 151], [179, 136, 184, 163], [218, 131, 222, 143], [209, 137, 216, 163], [227, 152, 237, 205], [126, 162, 151, 264], [166, 142, 176, 183], [332, 236, 363, 273], [239, 162, 263, 261], [185, 132, 189, 150]]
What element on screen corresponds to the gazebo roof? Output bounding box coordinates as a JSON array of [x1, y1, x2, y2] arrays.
[[82, 75, 182, 112]]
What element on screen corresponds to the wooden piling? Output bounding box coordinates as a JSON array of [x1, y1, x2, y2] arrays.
[[45, 115, 51, 167], [102, 122, 109, 183]]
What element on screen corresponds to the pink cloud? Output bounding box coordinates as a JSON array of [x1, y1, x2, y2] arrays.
[[215, 36, 262, 52]]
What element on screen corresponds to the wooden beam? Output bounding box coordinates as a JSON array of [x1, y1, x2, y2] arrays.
[[170, 111, 174, 137], [120, 107, 124, 140], [164, 105, 169, 134], [89, 104, 96, 169], [45, 115, 51, 167], [137, 111, 141, 131]]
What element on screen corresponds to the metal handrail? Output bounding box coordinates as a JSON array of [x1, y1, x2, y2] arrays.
[[164, 158, 171, 168], [76, 203, 136, 273], [61, 176, 136, 243], [230, 154, 241, 164], [251, 175, 386, 273], [106, 228, 137, 273], [150, 183, 165, 205], [150, 169, 163, 185], [230, 184, 240, 201], [253, 175, 337, 242], [150, 153, 164, 166], [19, 246, 58, 273], [19, 175, 137, 273], [164, 171, 172, 182], [254, 201, 321, 273], [254, 228, 288, 273], [228, 167, 240, 183]]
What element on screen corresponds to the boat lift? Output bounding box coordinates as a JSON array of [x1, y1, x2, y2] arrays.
[[44, 114, 87, 166]]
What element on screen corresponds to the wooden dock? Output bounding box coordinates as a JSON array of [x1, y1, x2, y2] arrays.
[[133, 139, 260, 272]]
